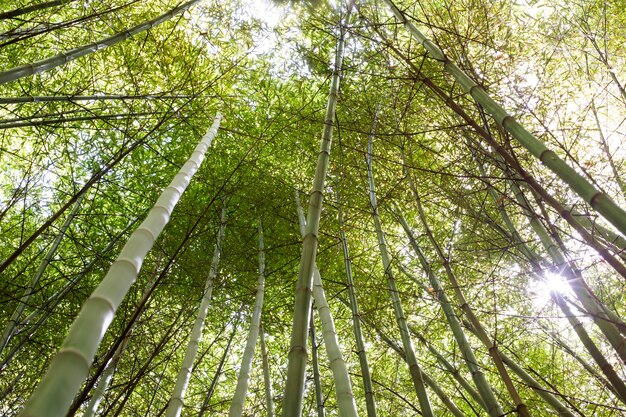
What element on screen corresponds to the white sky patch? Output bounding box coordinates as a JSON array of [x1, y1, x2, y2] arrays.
[[528, 271, 571, 309]]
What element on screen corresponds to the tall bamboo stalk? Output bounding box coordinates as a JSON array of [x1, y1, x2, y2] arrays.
[[0, 192, 85, 357], [282, 3, 353, 414], [229, 217, 266, 417], [336, 183, 378, 417], [310, 310, 325, 417], [295, 191, 359, 417], [166, 204, 227, 417], [396, 210, 505, 417], [260, 325, 274, 417], [0, 0, 202, 85], [18, 113, 222, 417], [366, 114, 433, 417], [383, 0, 626, 237]]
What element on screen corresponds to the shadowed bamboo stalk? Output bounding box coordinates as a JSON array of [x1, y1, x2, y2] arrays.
[[0, 0, 75, 19], [229, 217, 266, 417], [260, 325, 274, 417], [0, 192, 85, 357], [395, 210, 505, 417], [18, 113, 221, 417], [296, 191, 359, 417], [366, 113, 433, 417], [310, 310, 325, 417], [281, 3, 353, 414], [336, 181, 378, 417], [0, 94, 192, 104], [0, 0, 202, 85], [166, 204, 227, 417], [383, 0, 626, 237]]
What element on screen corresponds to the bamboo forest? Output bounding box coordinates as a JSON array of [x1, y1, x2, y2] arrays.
[[2, 0, 626, 415]]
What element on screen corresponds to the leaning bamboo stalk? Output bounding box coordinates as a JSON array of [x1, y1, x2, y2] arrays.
[[0, 192, 85, 357], [469, 142, 626, 401], [463, 321, 577, 417], [395, 210, 505, 417], [18, 113, 222, 417], [229, 218, 266, 417], [366, 115, 433, 417], [383, 0, 626, 236], [260, 325, 274, 417], [0, 0, 202, 85], [335, 183, 378, 417], [295, 192, 359, 417], [0, 94, 192, 104], [281, 3, 353, 414], [166, 204, 227, 417], [0, 0, 74, 19]]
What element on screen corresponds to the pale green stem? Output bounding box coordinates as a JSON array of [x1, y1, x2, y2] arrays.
[[0, 0, 203, 85], [282, 4, 353, 415], [366, 115, 433, 417], [336, 184, 378, 417], [382, 0, 626, 237], [0, 192, 85, 356], [260, 325, 274, 417], [19, 113, 221, 417], [166, 204, 226, 417], [396, 210, 503, 417], [229, 217, 266, 417], [295, 191, 359, 417]]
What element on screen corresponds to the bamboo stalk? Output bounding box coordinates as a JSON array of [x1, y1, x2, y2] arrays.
[[18, 113, 222, 417], [281, 3, 353, 414], [335, 183, 378, 417], [0, 0, 202, 85], [310, 309, 325, 417], [166, 204, 227, 417], [0, 192, 85, 357], [396, 210, 505, 417], [295, 191, 359, 417], [260, 325, 274, 417], [366, 113, 433, 417], [229, 217, 266, 417], [383, 0, 626, 237]]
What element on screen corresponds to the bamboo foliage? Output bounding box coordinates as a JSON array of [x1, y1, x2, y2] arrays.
[[18, 113, 222, 417], [166, 204, 227, 417], [229, 217, 266, 417], [382, 0, 626, 237], [281, 3, 353, 415]]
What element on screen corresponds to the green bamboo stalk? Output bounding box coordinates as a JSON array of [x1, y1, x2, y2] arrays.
[[229, 217, 266, 417], [295, 191, 359, 417], [463, 322, 577, 417], [383, 0, 626, 237], [0, 0, 202, 85], [366, 115, 433, 417], [281, 3, 353, 414], [310, 310, 325, 417], [0, 94, 192, 104], [260, 325, 274, 417], [0, 0, 74, 19], [0, 192, 85, 357], [335, 183, 378, 417], [0, 214, 141, 371], [469, 140, 626, 401], [396, 210, 505, 417], [166, 204, 227, 417], [18, 113, 222, 417], [410, 326, 488, 413], [507, 173, 626, 363]]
